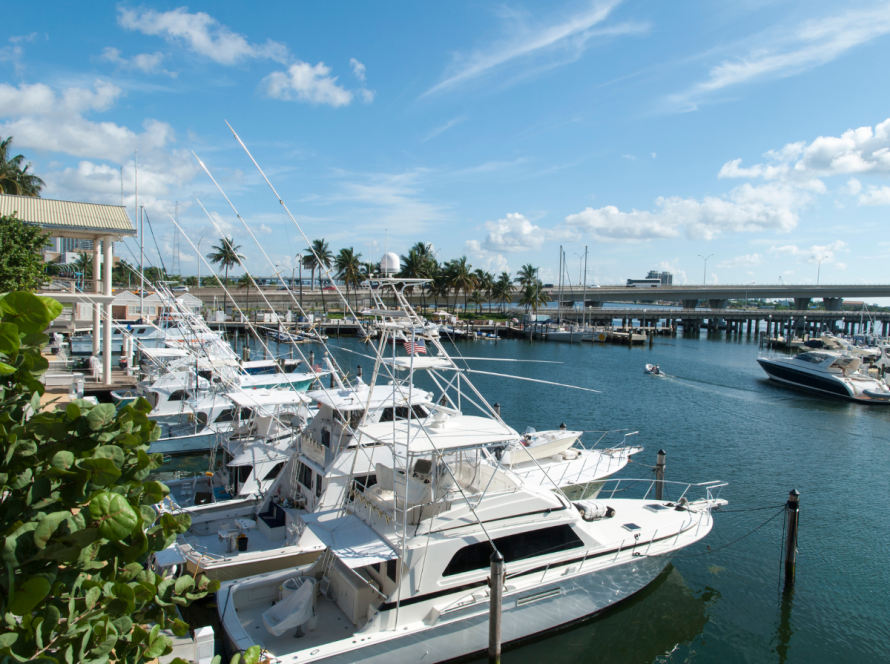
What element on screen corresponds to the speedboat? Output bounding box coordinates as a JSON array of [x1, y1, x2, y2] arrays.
[[644, 364, 663, 375], [757, 350, 890, 404]]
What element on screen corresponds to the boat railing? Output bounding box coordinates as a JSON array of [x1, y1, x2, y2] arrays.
[[592, 477, 727, 505]]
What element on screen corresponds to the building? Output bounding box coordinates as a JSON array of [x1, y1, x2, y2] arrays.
[[647, 270, 673, 285], [0, 193, 136, 384]]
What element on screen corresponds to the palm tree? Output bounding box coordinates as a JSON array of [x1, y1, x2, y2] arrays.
[[206, 237, 245, 313], [448, 256, 476, 312], [468, 291, 485, 314], [514, 263, 538, 288], [0, 136, 44, 196], [237, 272, 253, 313], [334, 247, 364, 310], [475, 270, 495, 313], [73, 252, 93, 290], [494, 271, 513, 313], [303, 239, 333, 314], [519, 281, 550, 315], [400, 247, 435, 310], [430, 270, 450, 312]]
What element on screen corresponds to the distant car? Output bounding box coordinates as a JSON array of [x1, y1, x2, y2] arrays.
[[171, 285, 189, 292], [322, 286, 337, 291]]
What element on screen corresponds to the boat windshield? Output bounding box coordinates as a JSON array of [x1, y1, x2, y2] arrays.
[[795, 352, 832, 364]]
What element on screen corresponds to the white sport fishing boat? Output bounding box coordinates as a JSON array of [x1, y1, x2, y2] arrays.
[[216, 432, 725, 663], [757, 350, 890, 404]]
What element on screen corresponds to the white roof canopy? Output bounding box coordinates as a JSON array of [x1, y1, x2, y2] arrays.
[[358, 413, 518, 453], [226, 389, 311, 408], [140, 348, 190, 359], [382, 357, 453, 370], [300, 511, 398, 569]]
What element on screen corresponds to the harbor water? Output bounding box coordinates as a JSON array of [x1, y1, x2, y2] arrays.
[[164, 329, 890, 663]]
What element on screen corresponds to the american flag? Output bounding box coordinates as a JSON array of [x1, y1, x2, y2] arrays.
[[403, 338, 427, 355]]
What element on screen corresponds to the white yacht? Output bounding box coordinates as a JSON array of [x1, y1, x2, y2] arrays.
[[216, 433, 725, 663], [70, 323, 166, 354], [757, 350, 890, 404]]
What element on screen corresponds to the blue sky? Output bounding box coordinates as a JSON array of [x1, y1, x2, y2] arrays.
[[3, 1, 890, 289]]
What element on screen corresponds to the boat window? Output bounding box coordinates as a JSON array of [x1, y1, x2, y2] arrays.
[[321, 428, 331, 448], [214, 408, 236, 423], [136, 328, 146, 334], [796, 352, 830, 364], [386, 558, 398, 582], [168, 390, 187, 402], [443, 524, 584, 577], [237, 465, 252, 486], [315, 473, 323, 498], [263, 462, 285, 482], [298, 462, 313, 490], [197, 412, 208, 427], [379, 405, 430, 422]]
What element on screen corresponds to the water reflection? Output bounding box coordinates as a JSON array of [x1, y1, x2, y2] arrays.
[[466, 565, 718, 664], [772, 585, 795, 664]]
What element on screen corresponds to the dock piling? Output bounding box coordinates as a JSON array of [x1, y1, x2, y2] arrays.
[[489, 550, 504, 664], [784, 489, 800, 586], [655, 449, 666, 500]]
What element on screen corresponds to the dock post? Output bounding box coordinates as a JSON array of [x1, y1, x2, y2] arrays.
[[309, 351, 315, 367], [242, 344, 249, 362], [489, 550, 504, 664], [655, 449, 666, 500], [357, 364, 363, 379], [784, 489, 800, 586], [493, 402, 500, 417]]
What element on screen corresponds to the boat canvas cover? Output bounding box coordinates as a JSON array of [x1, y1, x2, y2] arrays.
[[226, 390, 311, 408], [262, 577, 315, 637], [300, 510, 398, 569], [140, 348, 190, 359]]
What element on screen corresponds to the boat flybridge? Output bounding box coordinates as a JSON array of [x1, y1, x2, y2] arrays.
[[757, 350, 890, 404], [216, 407, 725, 663]]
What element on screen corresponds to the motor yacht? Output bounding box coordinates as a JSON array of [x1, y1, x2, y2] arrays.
[[757, 350, 890, 404]]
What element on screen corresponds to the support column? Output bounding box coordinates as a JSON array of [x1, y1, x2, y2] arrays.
[[794, 297, 811, 311], [823, 297, 843, 312], [92, 245, 101, 357], [103, 236, 113, 385]]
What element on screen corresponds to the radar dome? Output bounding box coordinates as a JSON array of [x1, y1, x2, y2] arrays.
[[381, 252, 400, 275]]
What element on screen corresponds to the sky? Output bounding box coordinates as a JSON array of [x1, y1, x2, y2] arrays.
[[3, 1, 890, 290]]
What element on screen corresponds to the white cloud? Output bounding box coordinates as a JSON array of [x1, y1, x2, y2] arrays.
[[422, 116, 467, 143], [0, 80, 174, 161], [477, 213, 549, 252], [769, 240, 848, 264], [846, 177, 862, 194], [622, 154, 636, 160], [350, 58, 366, 82], [669, 6, 890, 110], [858, 185, 890, 205], [716, 253, 764, 268], [564, 182, 803, 241], [99, 47, 175, 77], [652, 260, 687, 284], [424, 1, 648, 95], [357, 88, 375, 104], [836, 262, 848, 270], [261, 62, 353, 107], [118, 6, 288, 65], [465, 240, 510, 273]]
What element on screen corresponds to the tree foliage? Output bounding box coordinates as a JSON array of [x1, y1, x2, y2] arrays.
[[0, 137, 45, 197], [0, 291, 219, 663], [0, 213, 49, 293]]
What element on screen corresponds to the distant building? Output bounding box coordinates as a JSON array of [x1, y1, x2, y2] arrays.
[[646, 270, 673, 285]]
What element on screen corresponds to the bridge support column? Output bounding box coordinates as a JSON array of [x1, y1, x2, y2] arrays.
[[708, 299, 728, 309], [823, 297, 843, 311], [681, 299, 698, 310], [794, 297, 811, 311]]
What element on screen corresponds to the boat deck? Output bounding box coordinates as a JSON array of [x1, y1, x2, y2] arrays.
[[184, 528, 286, 559], [237, 593, 359, 656]]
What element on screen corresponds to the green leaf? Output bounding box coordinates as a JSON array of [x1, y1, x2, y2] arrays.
[[243, 645, 262, 664], [0, 632, 18, 648], [173, 576, 194, 595], [34, 511, 72, 549], [85, 404, 116, 430], [0, 322, 20, 355], [143, 634, 171, 659], [51, 449, 76, 471], [88, 492, 138, 541], [65, 402, 81, 420], [93, 445, 125, 468], [0, 292, 53, 334], [9, 576, 51, 616], [85, 586, 100, 610], [37, 296, 63, 322], [0, 361, 15, 375], [140, 480, 167, 505], [77, 457, 121, 486]]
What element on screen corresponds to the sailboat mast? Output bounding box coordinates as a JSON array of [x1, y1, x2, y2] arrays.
[[557, 246, 563, 323], [582, 245, 588, 328]]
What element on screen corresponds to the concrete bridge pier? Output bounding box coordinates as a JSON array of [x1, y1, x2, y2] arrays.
[[708, 299, 728, 309], [794, 297, 811, 311], [823, 297, 843, 311], [681, 299, 699, 309]]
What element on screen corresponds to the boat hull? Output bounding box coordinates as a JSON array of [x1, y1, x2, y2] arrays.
[[149, 431, 218, 455], [757, 358, 890, 404], [221, 553, 670, 663]]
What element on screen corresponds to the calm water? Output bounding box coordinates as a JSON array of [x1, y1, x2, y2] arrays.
[[165, 328, 890, 663]]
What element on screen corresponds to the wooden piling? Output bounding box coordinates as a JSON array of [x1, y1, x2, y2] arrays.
[[784, 489, 800, 586], [655, 449, 666, 500], [489, 550, 504, 664]]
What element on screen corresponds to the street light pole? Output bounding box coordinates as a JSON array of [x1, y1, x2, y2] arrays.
[[698, 254, 713, 285], [813, 254, 827, 285]]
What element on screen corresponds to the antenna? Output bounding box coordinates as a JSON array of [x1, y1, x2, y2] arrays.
[[172, 201, 181, 276]]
